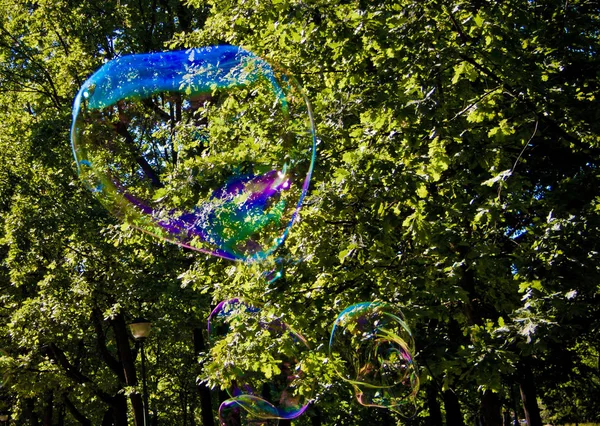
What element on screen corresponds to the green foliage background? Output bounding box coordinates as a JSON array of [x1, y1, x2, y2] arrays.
[[1, 0, 599, 425]]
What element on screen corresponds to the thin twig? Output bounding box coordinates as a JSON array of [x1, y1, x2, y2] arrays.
[[498, 119, 539, 200], [511, 119, 539, 176], [449, 87, 500, 122]]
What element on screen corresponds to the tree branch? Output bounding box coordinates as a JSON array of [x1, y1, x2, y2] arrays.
[[113, 119, 164, 188], [45, 343, 114, 405], [91, 308, 126, 382]]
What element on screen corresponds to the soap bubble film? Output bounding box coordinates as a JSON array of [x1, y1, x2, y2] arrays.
[[329, 302, 419, 413], [71, 45, 316, 262], [219, 395, 279, 426], [208, 299, 311, 424]]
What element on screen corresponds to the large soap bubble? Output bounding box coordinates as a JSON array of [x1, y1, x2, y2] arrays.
[[71, 45, 316, 262], [329, 302, 419, 413], [207, 299, 311, 425]]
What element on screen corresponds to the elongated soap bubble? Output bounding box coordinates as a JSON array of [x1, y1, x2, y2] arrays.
[[71, 46, 316, 262], [219, 395, 279, 426], [329, 302, 419, 413], [208, 299, 311, 424]]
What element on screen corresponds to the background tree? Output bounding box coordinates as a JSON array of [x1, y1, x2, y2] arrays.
[[1, 0, 599, 425]]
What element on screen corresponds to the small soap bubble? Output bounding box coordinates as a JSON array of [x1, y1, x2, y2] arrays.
[[71, 45, 316, 262], [208, 299, 311, 424], [329, 302, 419, 413]]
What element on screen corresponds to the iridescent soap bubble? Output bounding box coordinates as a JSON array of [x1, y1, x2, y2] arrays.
[[71, 45, 316, 262], [329, 302, 419, 413], [207, 299, 311, 425], [219, 395, 279, 426]]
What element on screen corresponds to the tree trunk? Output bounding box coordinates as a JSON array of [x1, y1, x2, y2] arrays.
[[480, 390, 502, 426], [152, 404, 159, 426], [25, 398, 40, 426], [181, 389, 188, 426], [512, 385, 520, 426], [503, 410, 511, 426], [57, 406, 65, 426], [517, 358, 543, 426], [443, 389, 465, 426], [189, 401, 197, 426], [42, 391, 53, 426], [426, 384, 443, 426], [193, 327, 215, 426], [112, 394, 129, 426]]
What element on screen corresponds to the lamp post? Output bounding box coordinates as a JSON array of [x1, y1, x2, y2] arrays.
[[129, 318, 152, 426]]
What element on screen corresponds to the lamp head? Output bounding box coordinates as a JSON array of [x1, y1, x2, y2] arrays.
[[129, 318, 152, 340]]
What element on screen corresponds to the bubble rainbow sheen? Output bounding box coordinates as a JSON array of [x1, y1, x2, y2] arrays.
[[70, 45, 316, 262], [219, 395, 279, 426], [208, 299, 311, 425], [329, 302, 420, 413]]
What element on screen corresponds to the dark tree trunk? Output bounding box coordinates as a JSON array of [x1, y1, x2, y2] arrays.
[[25, 398, 40, 426], [42, 391, 53, 426], [181, 390, 188, 426], [480, 390, 502, 426], [112, 394, 129, 426], [512, 385, 520, 426], [56, 402, 65, 426], [152, 404, 159, 426], [112, 313, 145, 426], [189, 401, 197, 426], [193, 327, 215, 426], [443, 389, 465, 426], [426, 384, 443, 426], [503, 410, 511, 426], [57, 408, 65, 426], [517, 358, 543, 426]]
